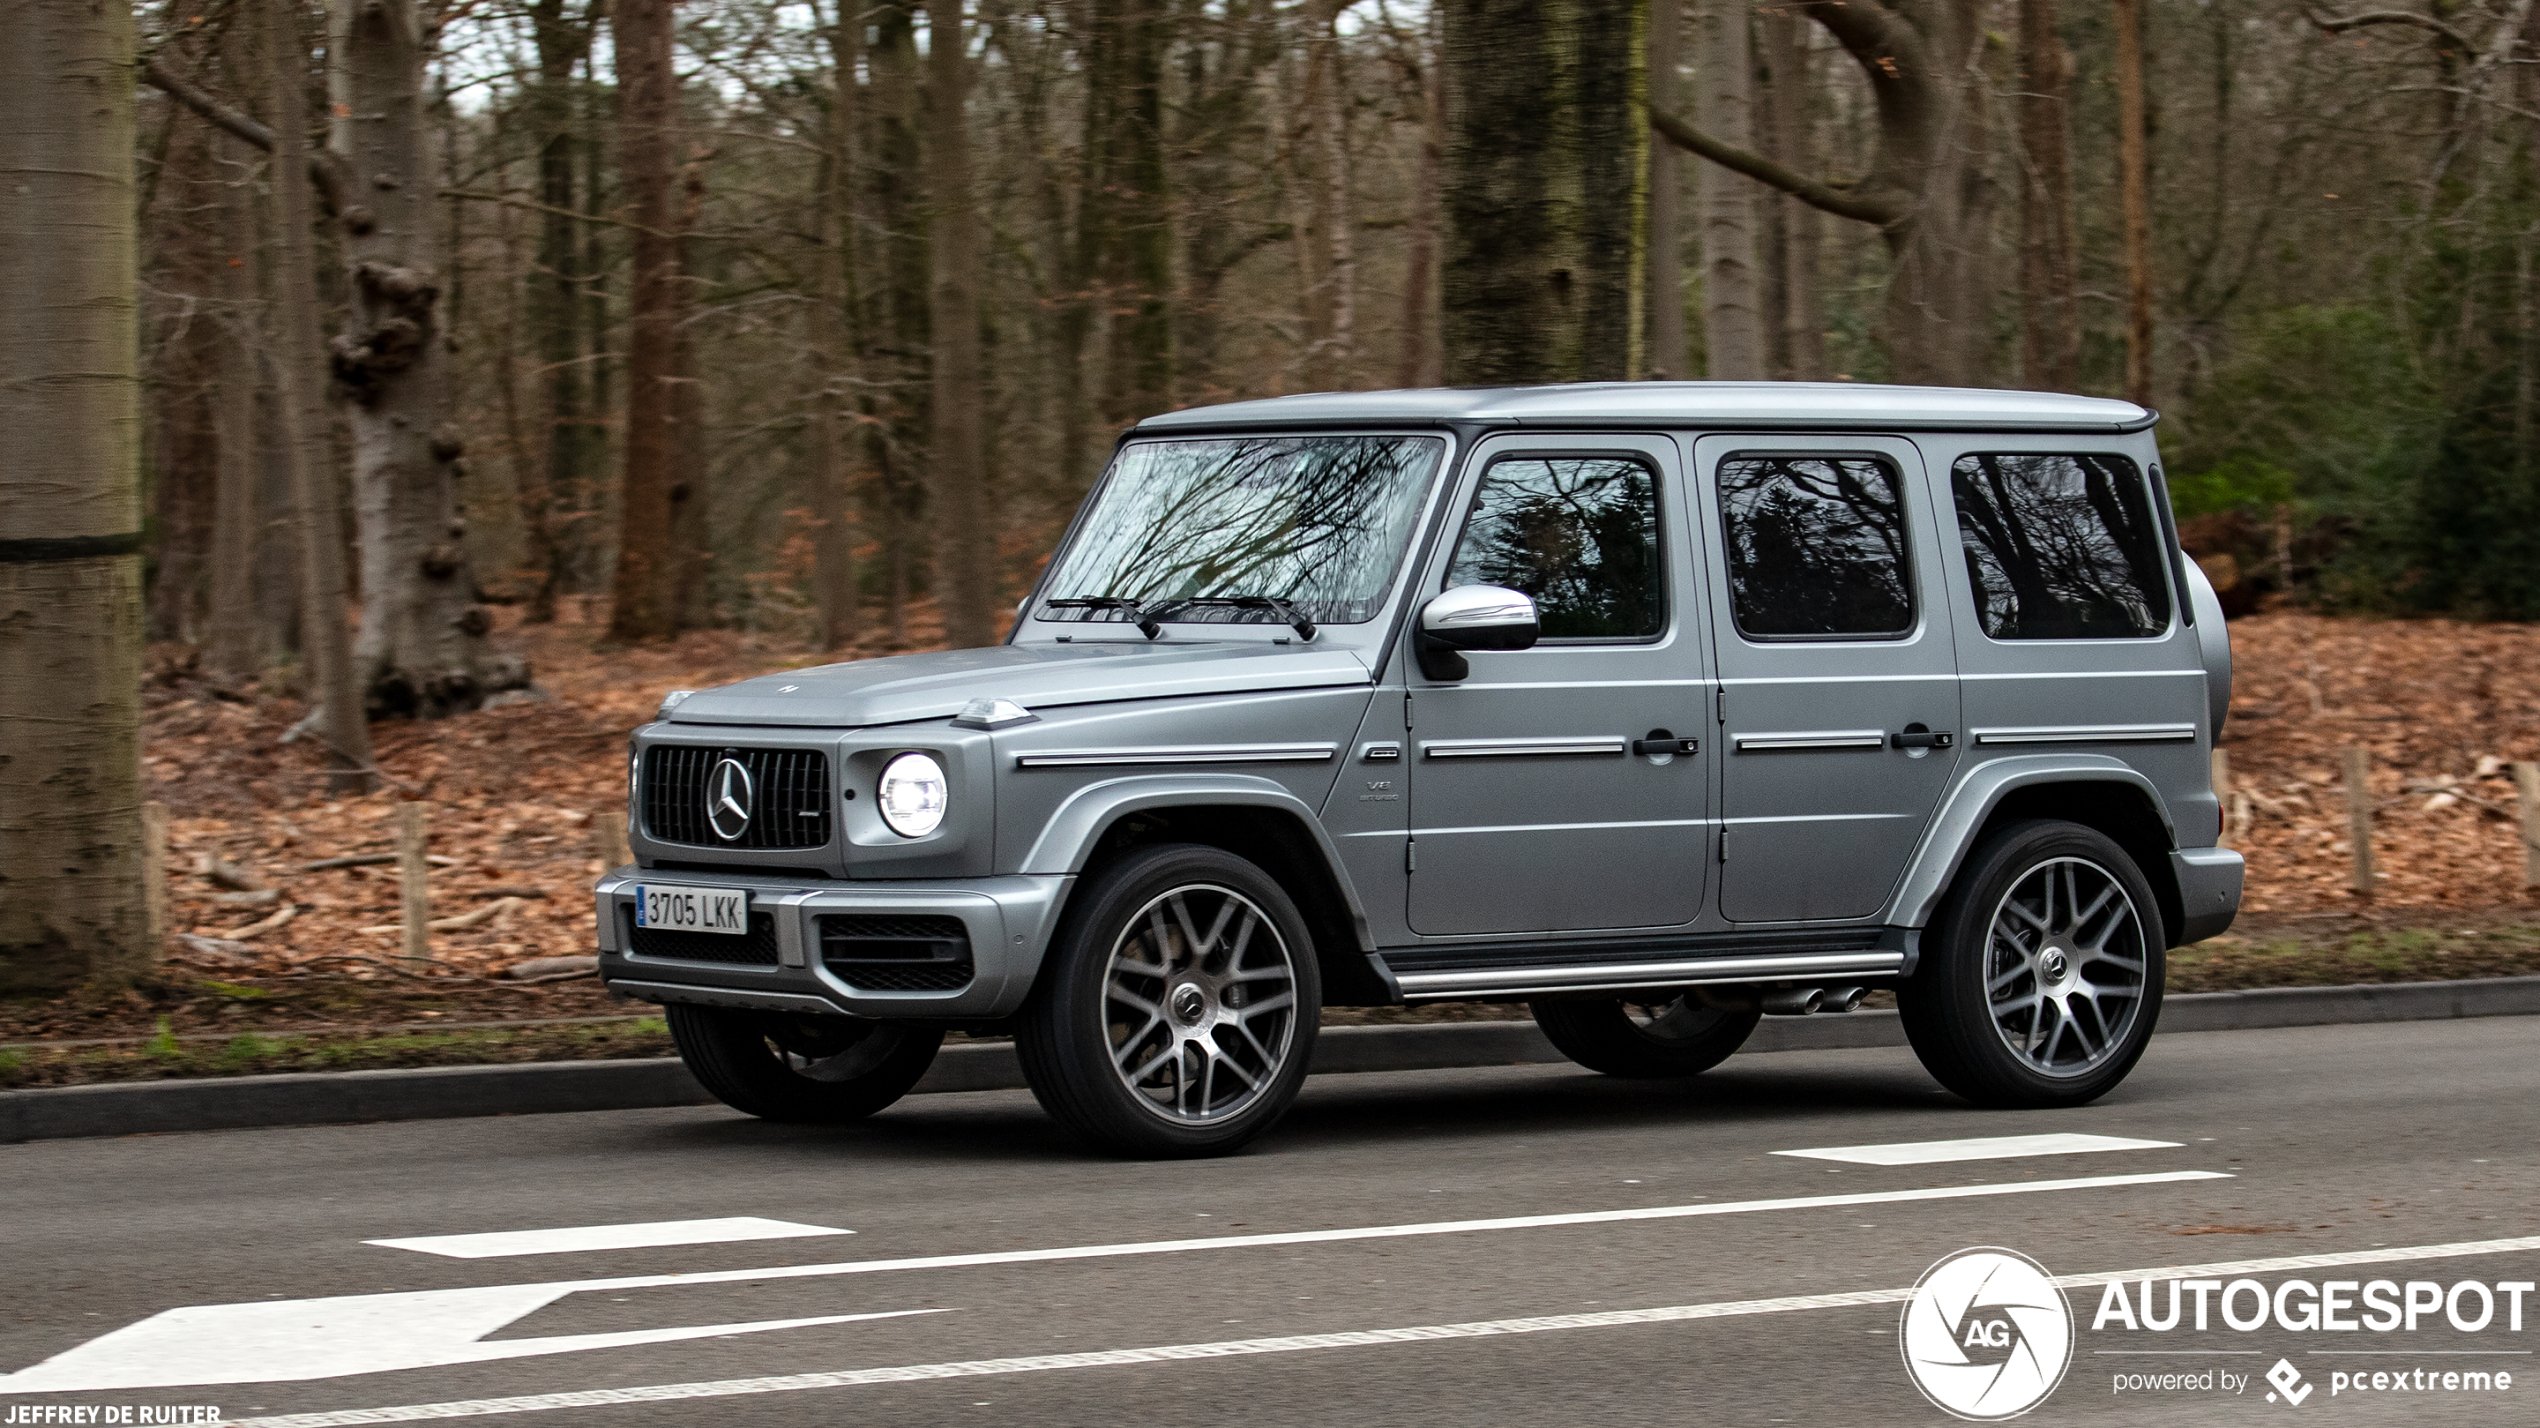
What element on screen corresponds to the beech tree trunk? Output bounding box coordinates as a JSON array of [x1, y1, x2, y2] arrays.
[[607, 0, 682, 641], [928, 0, 996, 649], [1298, 0, 1355, 389], [2114, 0, 2155, 405], [1644, 0, 1687, 379], [810, 0, 862, 650], [1, 0, 150, 992], [1099, 0, 1175, 421], [1440, 0, 1645, 384], [1693, 0, 1762, 379], [1759, 5, 1824, 380], [204, 138, 265, 684], [2017, 0, 2081, 392], [868, 3, 928, 645], [521, 0, 597, 625], [1393, 6, 1446, 388]]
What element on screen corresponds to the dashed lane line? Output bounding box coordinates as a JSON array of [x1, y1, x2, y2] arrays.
[[1773, 1132, 2182, 1166], [213, 1234, 2540, 1428], [367, 1218, 853, 1259]]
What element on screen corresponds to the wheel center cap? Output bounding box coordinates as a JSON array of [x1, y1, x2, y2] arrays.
[[2039, 948, 2071, 982], [1170, 983, 1209, 1025]]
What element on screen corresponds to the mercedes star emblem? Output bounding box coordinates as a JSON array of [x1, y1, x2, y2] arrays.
[[705, 756, 755, 841]]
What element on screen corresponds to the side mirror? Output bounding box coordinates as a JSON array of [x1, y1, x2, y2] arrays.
[[1415, 585, 1539, 681]]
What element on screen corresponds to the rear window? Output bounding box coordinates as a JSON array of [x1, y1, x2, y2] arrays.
[[1948, 453, 2171, 640]]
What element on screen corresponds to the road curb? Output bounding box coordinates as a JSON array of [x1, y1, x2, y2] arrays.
[[7, 975, 2536, 1144]]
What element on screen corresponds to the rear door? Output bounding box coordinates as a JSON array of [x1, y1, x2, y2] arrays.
[[1404, 434, 1709, 937], [1690, 434, 1963, 924]]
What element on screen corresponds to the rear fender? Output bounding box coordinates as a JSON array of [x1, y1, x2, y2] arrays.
[[1888, 755, 2178, 932]]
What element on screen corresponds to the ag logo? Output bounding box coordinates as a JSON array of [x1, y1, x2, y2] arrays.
[[1899, 1248, 2073, 1420]]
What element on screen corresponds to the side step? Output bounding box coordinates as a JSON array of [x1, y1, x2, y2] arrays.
[[1378, 931, 1905, 1002]]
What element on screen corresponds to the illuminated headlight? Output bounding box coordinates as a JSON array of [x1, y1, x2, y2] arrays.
[[876, 752, 949, 838]]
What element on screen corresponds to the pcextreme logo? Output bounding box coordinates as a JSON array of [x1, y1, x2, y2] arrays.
[[1900, 1248, 2076, 1420]]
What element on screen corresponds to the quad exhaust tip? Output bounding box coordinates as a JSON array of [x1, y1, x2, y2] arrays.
[[1758, 984, 1867, 1017]]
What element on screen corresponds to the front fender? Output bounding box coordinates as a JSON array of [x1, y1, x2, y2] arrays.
[[1018, 772, 1375, 951], [1885, 754, 2177, 930]]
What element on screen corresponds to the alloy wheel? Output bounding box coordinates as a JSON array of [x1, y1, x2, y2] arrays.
[[1982, 857, 2150, 1078], [1102, 883, 1300, 1123]]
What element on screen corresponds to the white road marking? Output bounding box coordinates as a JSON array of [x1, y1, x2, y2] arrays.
[[1774, 1132, 2182, 1165], [0, 1170, 2221, 1395], [211, 1234, 2540, 1428], [366, 1218, 853, 1259]]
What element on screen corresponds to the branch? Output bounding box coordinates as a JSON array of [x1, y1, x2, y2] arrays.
[[1647, 105, 1902, 227], [2303, 6, 2475, 49], [142, 52, 351, 215]]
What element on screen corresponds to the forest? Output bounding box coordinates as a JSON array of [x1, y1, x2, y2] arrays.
[[6, 0, 2540, 990]]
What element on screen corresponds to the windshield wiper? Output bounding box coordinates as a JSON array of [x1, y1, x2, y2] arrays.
[[1044, 596, 1162, 639], [1152, 595, 1317, 642]]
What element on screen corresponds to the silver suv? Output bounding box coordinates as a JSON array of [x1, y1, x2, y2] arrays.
[[597, 384, 2243, 1156]]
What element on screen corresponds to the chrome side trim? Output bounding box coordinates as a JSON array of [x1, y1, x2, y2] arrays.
[[1421, 736, 1627, 759], [1015, 743, 1338, 769], [1392, 949, 1906, 1000], [1733, 730, 1886, 753], [1972, 724, 2198, 746]]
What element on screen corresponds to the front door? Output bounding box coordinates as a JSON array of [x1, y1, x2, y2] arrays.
[[1691, 434, 1962, 924], [1406, 435, 1708, 937]]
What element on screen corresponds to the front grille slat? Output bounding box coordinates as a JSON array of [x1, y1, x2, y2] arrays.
[[642, 745, 831, 851], [819, 913, 974, 993]]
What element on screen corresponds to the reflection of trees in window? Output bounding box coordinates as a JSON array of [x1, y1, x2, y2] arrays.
[[1950, 453, 2169, 639], [1044, 436, 1443, 625], [1446, 457, 1662, 638], [1718, 456, 1914, 637]]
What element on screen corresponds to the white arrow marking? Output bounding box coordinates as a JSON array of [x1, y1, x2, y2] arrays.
[[0, 1283, 943, 1393]]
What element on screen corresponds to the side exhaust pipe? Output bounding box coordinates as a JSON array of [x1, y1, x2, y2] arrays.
[[1758, 984, 1868, 1016]]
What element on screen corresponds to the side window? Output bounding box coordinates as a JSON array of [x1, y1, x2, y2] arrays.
[[1717, 455, 1915, 638], [1949, 453, 2172, 639], [1444, 454, 1664, 640]]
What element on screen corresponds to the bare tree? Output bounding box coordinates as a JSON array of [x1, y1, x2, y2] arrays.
[[204, 131, 266, 684], [2017, 0, 2081, 392], [2, 0, 149, 992], [607, 0, 683, 642], [1693, 0, 1762, 378], [930, 0, 997, 648], [809, 0, 863, 650], [1298, 0, 1357, 387], [2113, 0, 2153, 405], [1644, 0, 1688, 379]]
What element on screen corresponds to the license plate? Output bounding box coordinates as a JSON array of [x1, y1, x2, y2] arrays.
[[633, 884, 748, 936]]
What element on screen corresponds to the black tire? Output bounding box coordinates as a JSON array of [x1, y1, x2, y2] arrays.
[[666, 1003, 943, 1123], [1898, 818, 2166, 1108], [1016, 843, 1321, 1158], [1528, 994, 1761, 1078]]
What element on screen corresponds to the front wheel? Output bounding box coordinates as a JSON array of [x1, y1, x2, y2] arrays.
[[667, 1004, 942, 1123], [1898, 819, 2165, 1108], [1016, 843, 1321, 1158], [1529, 994, 1760, 1078]]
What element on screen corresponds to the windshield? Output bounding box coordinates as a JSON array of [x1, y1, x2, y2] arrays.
[[1040, 435, 1446, 627]]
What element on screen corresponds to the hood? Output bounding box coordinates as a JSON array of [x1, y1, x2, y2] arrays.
[[665, 641, 1374, 728]]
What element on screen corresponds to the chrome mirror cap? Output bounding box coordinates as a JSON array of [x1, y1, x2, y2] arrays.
[[1416, 585, 1539, 681]]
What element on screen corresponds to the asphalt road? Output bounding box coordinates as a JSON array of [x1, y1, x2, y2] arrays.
[[4, 1017, 2537, 1428]]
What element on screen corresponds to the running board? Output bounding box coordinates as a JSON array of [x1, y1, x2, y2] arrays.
[[1384, 950, 1906, 1002]]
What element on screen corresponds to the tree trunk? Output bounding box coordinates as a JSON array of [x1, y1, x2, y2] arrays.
[[1394, 5, 1445, 388], [928, 0, 996, 649], [264, 0, 374, 792], [2017, 0, 2081, 392], [606, 0, 682, 642], [1644, 0, 1687, 379], [1099, 0, 1175, 420], [867, 3, 928, 645], [0, 0, 150, 993], [2113, 0, 2155, 405], [810, 0, 863, 650], [668, 145, 712, 629], [1759, 6, 1824, 379], [204, 136, 265, 684], [1694, 0, 1762, 378], [335, 0, 507, 710], [146, 107, 221, 646], [1440, 0, 1645, 384], [1297, 0, 1354, 389], [522, 0, 596, 626]]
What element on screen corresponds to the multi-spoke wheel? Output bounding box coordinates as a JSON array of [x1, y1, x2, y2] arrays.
[[666, 1004, 943, 1123], [1017, 843, 1321, 1157], [1529, 993, 1760, 1079], [1900, 819, 2166, 1108]]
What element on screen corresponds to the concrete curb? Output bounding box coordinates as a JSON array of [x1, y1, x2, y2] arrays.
[[7, 975, 2537, 1144]]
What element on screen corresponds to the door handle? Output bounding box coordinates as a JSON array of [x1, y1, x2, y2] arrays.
[[1890, 727, 1955, 750], [1633, 734, 1698, 757]]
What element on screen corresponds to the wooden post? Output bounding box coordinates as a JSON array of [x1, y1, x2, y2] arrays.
[[2343, 746, 2376, 898], [2210, 749, 2233, 849], [141, 802, 170, 968], [2516, 761, 2540, 890], [396, 803, 430, 971], [594, 810, 631, 870]]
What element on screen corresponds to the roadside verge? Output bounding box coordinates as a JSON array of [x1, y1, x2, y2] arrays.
[[7, 975, 2537, 1144]]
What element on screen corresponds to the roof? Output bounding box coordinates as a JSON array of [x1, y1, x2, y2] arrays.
[[1132, 381, 2155, 434]]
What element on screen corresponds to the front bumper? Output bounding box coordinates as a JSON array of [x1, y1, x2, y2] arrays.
[[595, 866, 1072, 1020], [2169, 845, 2244, 945]]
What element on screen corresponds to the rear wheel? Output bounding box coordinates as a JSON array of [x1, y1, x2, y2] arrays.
[[667, 1004, 942, 1123], [1528, 994, 1760, 1078], [1898, 819, 2164, 1108], [1016, 843, 1320, 1158]]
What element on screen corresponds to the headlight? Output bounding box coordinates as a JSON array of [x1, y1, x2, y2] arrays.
[[876, 752, 949, 838]]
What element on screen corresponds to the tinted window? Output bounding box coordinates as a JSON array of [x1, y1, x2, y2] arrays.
[[1042, 435, 1444, 626], [1950, 453, 2172, 639], [1717, 455, 1914, 637], [1444, 455, 1663, 639]]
